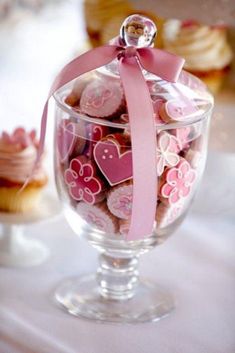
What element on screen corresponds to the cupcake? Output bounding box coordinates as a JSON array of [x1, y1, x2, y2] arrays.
[[84, 0, 133, 47], [162, 20, 233, 94], [0, 127, 48, 213]]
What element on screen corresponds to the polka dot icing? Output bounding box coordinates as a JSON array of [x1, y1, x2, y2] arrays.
[[94, 137, 132, 186], [159, 99, 198, 122]]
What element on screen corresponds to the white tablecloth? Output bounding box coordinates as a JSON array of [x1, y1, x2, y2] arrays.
[[0, 151, 234, 353], [0, 1, 235, 352]]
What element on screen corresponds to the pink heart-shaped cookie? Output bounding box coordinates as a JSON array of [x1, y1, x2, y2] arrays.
[[57, 121, 76, 162], [94, 139, 133, 186], [57, 121, 86, 162]]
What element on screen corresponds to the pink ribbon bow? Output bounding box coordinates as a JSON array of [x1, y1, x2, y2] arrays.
[[37, 44, 184, 240]]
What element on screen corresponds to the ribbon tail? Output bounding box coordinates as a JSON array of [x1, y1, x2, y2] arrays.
[[33, 45, 120, 178], [138, 47, 185, 82], [119, 57, 158, 240]]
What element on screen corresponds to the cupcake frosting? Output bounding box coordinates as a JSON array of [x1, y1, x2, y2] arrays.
[[163, 20, 233, 71], [0, 128, 46, 183]]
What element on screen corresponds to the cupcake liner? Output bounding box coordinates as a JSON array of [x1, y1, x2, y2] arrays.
[[0, 186, 43, 213]]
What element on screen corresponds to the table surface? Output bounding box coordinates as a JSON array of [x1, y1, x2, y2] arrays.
[[0, 1, 235, 352]]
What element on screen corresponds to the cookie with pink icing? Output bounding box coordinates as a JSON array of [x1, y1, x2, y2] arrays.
[[77, 202, 119, 234], [160, 158, 196, 205], [65, 72, 94, 107], [94, 136, 132, 186], [156, 202, 184, 228], [156, 131, 180, 176], [64, 155, 106, 204], [80, 79, 125, 119], [107, 181, 133, 219], [152, 97, 165, 125], [57, 120, 86, 163], [171, 126, 191, 152], [83, 123, 109, 159], [159, 99, 198, 123]]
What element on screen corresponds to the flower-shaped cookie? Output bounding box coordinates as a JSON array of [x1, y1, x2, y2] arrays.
[[156, 132, 180, 176], [161, 159, 196, 204], [64, 156, 105, 204]]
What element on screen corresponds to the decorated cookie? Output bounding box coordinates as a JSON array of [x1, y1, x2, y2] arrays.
[[147, 80, 169, 96], [94, 136, 132, 186], [156, 131, 180, 176], [77, 202, 119, 234], [152, 97, 165, 125], [107, 182, 133, 219], [57, 120, 86, 163], [156, 202, 184, 228], [84, 123, 109, 159], [159, 99, 198, 123], [65, 73, 93, 107], [64, 156, 106, 204], [171, 126, 191, 152], [160, 159, 196, 205], [80, 79, 125, 119]]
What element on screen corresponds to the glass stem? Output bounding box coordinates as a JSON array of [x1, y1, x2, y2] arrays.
[[97, 253, 139, 300]]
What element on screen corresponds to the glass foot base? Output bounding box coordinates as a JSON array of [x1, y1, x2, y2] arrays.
[[55, 275, 175, 323]]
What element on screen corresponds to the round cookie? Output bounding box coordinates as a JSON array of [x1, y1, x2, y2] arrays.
[[77, 201, 119, 234], [80, 79, 125, 119], [159, 99, 197, 123], [107, 182, 133, 219]]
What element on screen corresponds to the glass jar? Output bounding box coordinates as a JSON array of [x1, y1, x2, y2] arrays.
[[53, 15, 213, 323]]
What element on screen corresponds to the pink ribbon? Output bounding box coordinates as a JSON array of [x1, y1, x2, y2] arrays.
[[37, 44, 184, 241]]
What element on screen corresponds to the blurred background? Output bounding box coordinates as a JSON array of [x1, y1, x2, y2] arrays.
[[0, 0, 234, 136], [0, 0, 235, 208]]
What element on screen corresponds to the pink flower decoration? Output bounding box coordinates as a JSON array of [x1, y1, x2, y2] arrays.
[[172, 127, 191, 152], [156, 132, 180, 176], [1, 127, 37, 149], [161, 160, 196, 205], [64, 156, 104, 204], [87, 211, 107, 230], [86, 85, 112, 108]]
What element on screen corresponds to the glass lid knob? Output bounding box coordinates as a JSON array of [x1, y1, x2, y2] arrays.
[[120, 14, 157, 48]]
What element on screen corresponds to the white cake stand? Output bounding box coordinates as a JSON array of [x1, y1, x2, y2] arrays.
[[0, 193, 61, 267]]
